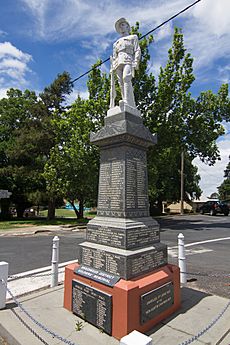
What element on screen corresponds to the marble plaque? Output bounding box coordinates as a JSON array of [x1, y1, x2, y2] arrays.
[[97, 146, 150, 218], [87, 223, 159, 249], [75, 265, 120, 286], [72, 280, 112, 334], [87, 225, 126, 247], [126, 149, 148, 210], [127, 246, 167, 278], [80, 242, 167, 280], [141, 282, 174, 324]]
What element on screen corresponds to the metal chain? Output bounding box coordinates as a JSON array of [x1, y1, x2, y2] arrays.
[[1, 276, 229, 345], [11, 309, 50, 345], [7, 269, 229, 282], [181, 271, 230, 279], [1, 279, 79, 345], [178, 300, 230, 345], [8, 269, 65, 280]]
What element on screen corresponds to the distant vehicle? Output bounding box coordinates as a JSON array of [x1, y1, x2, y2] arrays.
[[199, 201, 229, 216], [23, 207, 36, 217]]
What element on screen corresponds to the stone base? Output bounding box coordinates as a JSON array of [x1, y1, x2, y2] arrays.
[[63, 262, 181, 339], [107, 101, 141, 117], [86, 216, 160, 249], [79, 241, 167, 280]]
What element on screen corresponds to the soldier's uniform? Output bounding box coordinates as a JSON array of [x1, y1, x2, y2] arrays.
[[112, 34, 141, 107]]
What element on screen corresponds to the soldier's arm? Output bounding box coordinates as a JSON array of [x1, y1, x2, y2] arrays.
[[133, 35, 141, 69]]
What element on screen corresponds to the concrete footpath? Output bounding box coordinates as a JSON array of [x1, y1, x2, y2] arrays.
[[0, 271, 230, 345], [0, 224, 86, 237]]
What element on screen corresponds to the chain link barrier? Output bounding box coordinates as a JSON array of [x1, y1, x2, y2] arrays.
[[11, 308, 50, 345], [177, 299, 230, 345], [2, 277, 230, 345], [7, 269, 229, 282], [181, 271, 230, 279], [8, 268, 65, 281], [0, 279, 79, 345]]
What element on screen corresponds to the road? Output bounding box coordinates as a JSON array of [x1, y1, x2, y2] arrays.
[[0, 231, 84, 275], [0, 215, 229, 298], [158, 214, 230, 298]]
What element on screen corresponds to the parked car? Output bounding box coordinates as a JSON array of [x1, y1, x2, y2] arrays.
[[199, 201, 229, 216], [23, 207, 36, 217]]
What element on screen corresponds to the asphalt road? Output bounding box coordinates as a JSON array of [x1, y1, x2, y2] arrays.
[[0, 214, 229, 298], [0, 232, 85, 275], [158, 214, 230, 298]]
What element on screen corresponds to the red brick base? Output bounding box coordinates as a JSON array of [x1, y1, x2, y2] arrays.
[[63, 263, 181, 339]]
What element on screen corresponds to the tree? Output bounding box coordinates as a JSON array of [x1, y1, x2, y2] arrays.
[[218, 156, 230, 200], [0, 88, 43, 218], [0, 72, 73, 219], [145, 28, 229, 212], [39, 71, 73, 219], [44, 96, 99, 219]]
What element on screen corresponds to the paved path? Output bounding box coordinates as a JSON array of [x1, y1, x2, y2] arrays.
[[1, 283, 230, 345]]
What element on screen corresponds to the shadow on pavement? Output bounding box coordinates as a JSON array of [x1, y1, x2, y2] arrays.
[[147, 286, 211, 335], [157, 215, 230, 232]]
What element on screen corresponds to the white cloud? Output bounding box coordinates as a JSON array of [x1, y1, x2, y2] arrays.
[[19, 0, 230, 85], [0, 42, 32, 89], [0, 88, 8, 99], [191, 0, 230, 37], [0, 42, 31, 62], [194, 131, 230, 197], [66, 88, 89, 105], [20, 0, 193, 41], [180, 0, 230, 84]]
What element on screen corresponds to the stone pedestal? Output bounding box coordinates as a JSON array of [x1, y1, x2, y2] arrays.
[[64, 108, 181, 339]]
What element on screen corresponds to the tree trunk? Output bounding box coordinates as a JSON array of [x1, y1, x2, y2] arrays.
[[16, 203, 27, 218], [48, 197, 56, 220], [0, 199, 11, 220], [70, 200, 80, 219], [157, 199, 163, 214], [79, 198, 84, 219], [149, 199, 162, 216], [180, 150, 184, 215]]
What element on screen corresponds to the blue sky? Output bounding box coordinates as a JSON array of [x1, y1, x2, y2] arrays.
[[0, 0, 229, 198]]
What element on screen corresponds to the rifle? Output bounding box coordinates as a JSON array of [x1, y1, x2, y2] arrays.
[[109, 56, 116, 108]]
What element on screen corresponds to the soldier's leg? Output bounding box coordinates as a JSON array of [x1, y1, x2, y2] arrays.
[[123, 64, 135, 107], [116, 67, 124, 100]]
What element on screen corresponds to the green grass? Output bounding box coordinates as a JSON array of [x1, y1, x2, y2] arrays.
[[0, 208, 96, 231], [39, 208, 76, 218]]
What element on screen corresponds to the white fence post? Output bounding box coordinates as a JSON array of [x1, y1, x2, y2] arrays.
[[51, 236, 59, 287], [178, 233, 187, 286], [120, 330, 152, 345], [0, 262, 9, 309]]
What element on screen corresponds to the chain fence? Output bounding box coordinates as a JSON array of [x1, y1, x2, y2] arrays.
[[181, 271, 230, 279], [1, 278, 79, 345], [7, 268, 229, 282], [1, 274, 230, 345], [178, 299, 230, 345], [7, 268, 65, 281]]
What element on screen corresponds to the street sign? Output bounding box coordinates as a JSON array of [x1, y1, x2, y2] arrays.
[[0, 190, 12, 199]]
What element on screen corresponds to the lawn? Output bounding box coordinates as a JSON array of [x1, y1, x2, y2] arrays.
[[0, 208, 96, 230]]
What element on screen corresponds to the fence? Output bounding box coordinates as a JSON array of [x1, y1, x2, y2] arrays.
[[0, 234, 229, 345]]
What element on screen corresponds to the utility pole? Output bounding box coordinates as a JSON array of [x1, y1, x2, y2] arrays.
[[180, 150, 184, 215]]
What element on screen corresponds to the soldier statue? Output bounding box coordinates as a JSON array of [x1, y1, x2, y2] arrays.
[[110, 18, 141, 109]]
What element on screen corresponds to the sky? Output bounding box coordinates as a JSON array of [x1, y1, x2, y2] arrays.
[[0, 0, 229, 198]]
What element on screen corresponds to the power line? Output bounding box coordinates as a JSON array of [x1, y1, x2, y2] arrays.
[[71, 0, 202, 84]]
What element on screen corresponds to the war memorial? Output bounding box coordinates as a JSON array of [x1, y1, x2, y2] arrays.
[[64, 18, 181, 339]]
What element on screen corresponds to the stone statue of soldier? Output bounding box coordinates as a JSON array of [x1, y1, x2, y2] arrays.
[[110, 18, 141, 110]]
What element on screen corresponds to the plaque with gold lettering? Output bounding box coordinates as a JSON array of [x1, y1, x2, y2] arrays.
[[141, 282, 174, 324], [72, 280, 112, 334]]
